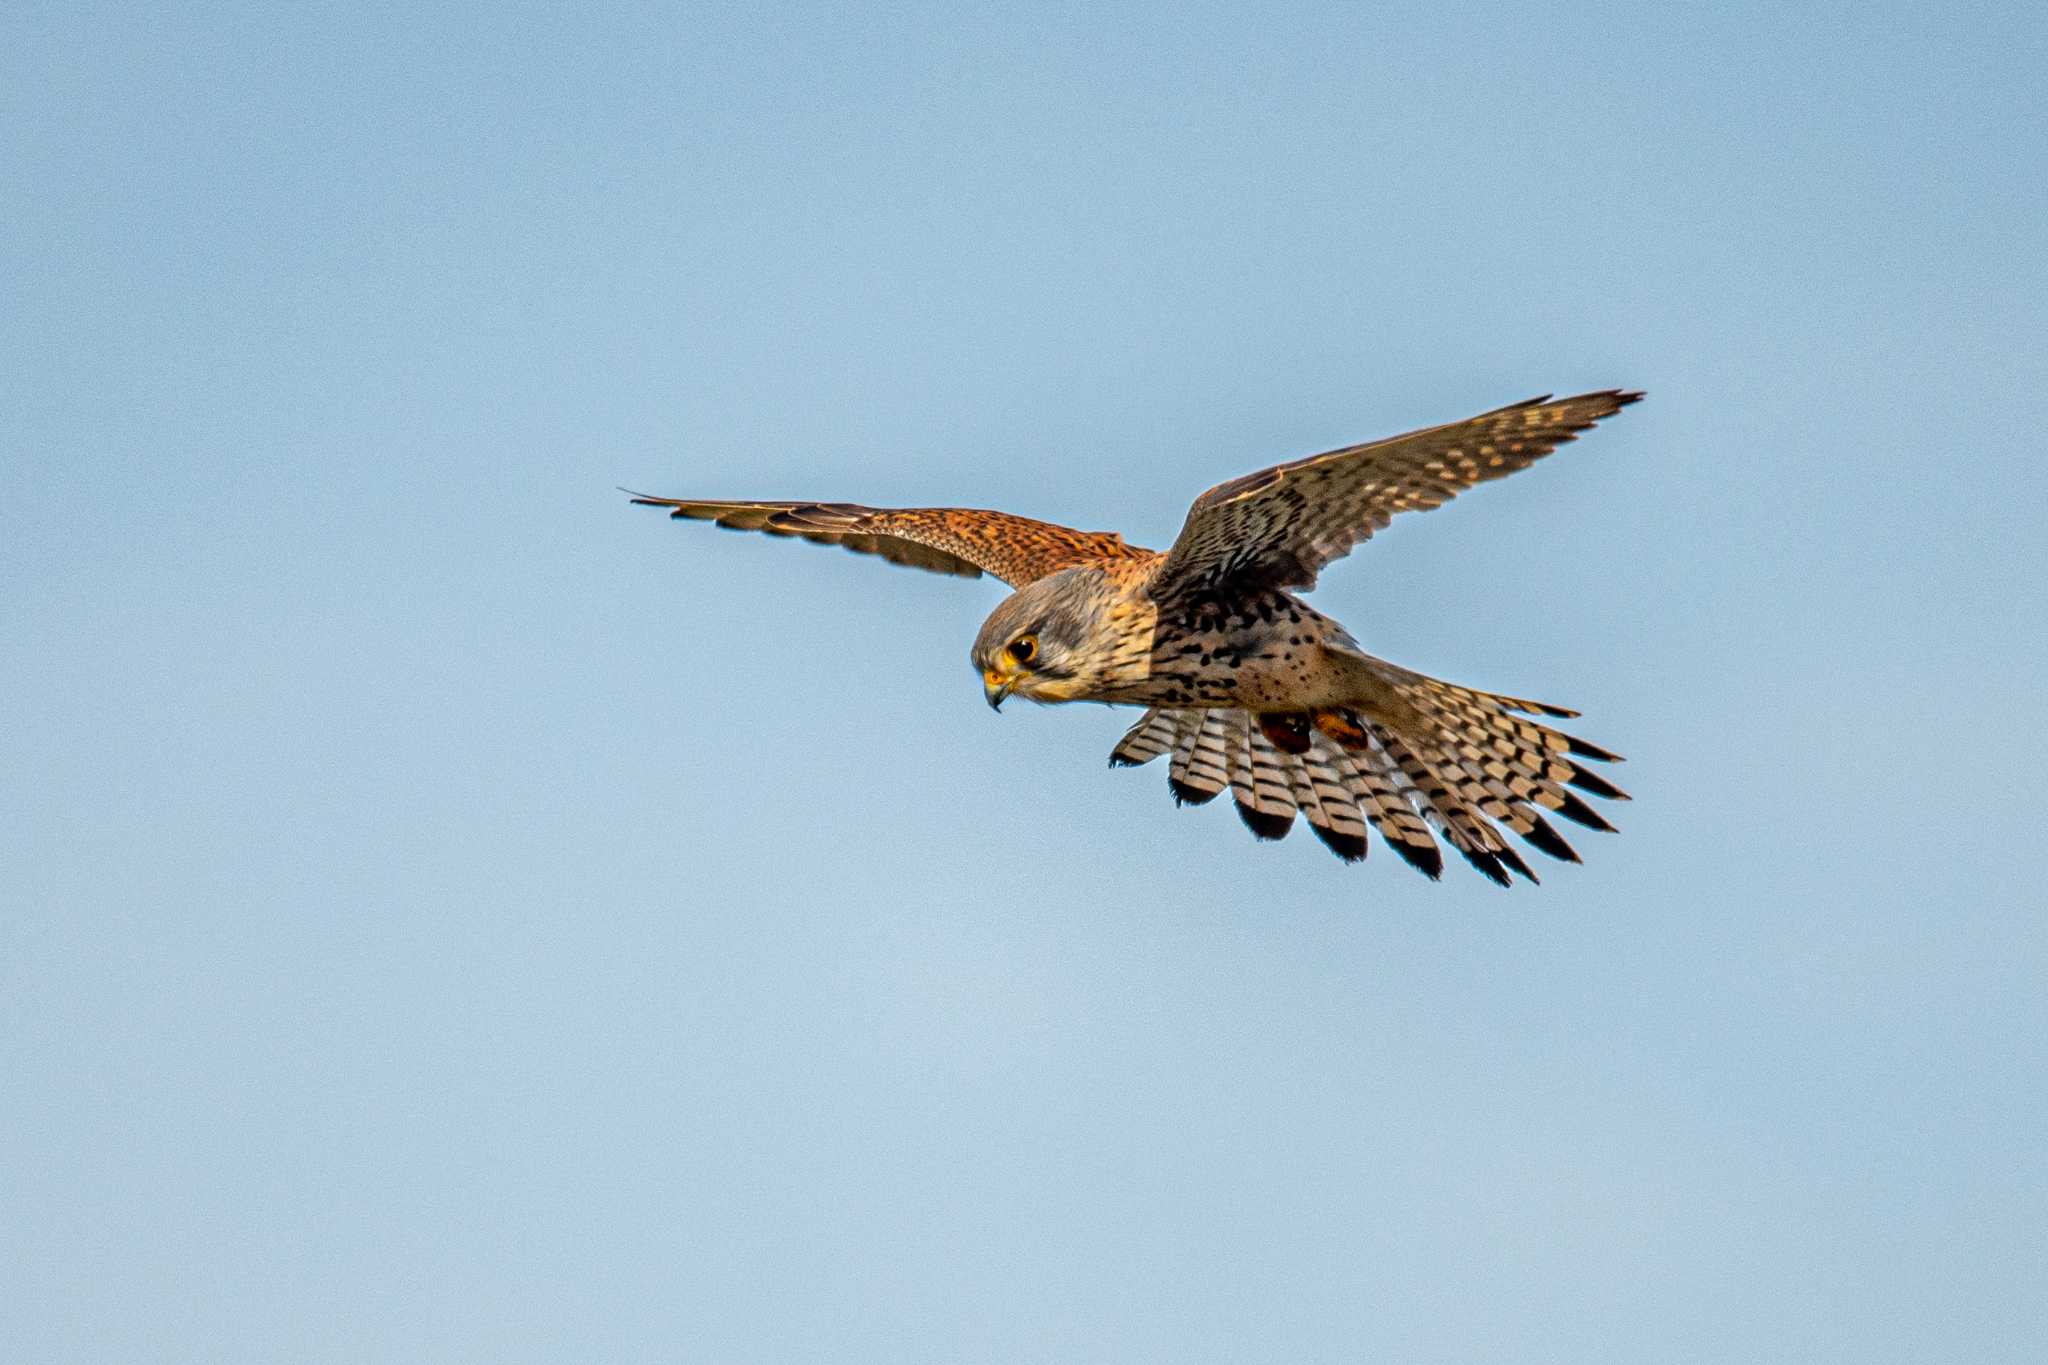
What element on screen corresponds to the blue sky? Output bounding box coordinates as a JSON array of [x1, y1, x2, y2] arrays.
[[5, 2, 2045, 1360]]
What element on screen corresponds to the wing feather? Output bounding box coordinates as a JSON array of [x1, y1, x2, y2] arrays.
[[1147, 390, 1640, 599], [626, 495, 1149, 588]]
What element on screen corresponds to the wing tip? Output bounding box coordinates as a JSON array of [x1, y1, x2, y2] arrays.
[[1566, 388, 1646, 409], [1521, 388, 1644, 422]]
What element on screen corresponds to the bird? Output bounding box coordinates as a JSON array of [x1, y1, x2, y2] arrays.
[[628, 390, 1639, 885]]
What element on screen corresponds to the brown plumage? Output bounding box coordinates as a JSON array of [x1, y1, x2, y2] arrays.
[[616, 499, 1147, 586], [631, 390, 1640, 884]]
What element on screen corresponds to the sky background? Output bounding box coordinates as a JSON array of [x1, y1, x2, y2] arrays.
[[5, 2, 2046, 1360]]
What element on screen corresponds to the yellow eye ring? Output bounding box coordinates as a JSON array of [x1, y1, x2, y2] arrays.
[[1006, 635, 1038, 665]]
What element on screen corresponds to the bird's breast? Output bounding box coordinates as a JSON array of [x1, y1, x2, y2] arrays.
[[1075, 587, 1328, 708]]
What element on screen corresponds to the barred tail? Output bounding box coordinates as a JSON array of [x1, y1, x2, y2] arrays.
[[1107, 707, 1453, 877], [1107, 672, 1625, 886], [1336, 654, 1626, 884]]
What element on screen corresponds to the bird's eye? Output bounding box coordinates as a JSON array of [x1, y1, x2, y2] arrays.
[[1007, 635, 1037, 665]]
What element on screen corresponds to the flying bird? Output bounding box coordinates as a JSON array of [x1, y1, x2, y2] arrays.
[[629, 390, 1639, 885]]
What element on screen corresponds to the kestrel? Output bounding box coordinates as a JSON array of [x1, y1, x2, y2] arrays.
[[630, 390, 1639, 884]]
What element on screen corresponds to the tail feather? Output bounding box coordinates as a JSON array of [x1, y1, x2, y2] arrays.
[[1166, 710, 1231, 806], [1115, 707, 1389, 864], [1562, 763, 1627, 800], [1288, 744, 1371, 862], [1327, 737, 1445, 878], [1549, 786, 1618, 832], [1227, 721, 1298, 840], [1107, 670, 1625, 884], [1420, 730, 1588, 864], [1408, 685, 1629, 798], [1516, 810, 1582, 863], [1108, 709, 1180, 768], [1375, 664, 1630, 840], [1373, 728, 1519, 887]]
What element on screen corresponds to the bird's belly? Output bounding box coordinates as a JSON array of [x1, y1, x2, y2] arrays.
[[1121, 622, 1345, 710], [1228, 642, 1366, 711]]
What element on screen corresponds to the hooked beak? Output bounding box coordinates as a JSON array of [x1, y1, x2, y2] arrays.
[[982, 667, 1016, 712]]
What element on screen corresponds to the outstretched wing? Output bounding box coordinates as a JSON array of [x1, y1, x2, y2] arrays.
[[1146, 390, 1641, 600], [626, 495, 1149, 588]]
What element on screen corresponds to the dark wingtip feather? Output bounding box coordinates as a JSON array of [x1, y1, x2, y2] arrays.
[[1234, 801, 1295, 841], [1107, 753, 1141, 769], [1309, 825, 1370, 863], [622, 491, 695, 515], [1579, 388, 1645, 411], [1169, 778, 1222, 807]]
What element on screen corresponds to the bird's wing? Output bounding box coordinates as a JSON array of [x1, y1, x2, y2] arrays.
[[1145, 390, 1641, 600], [625, 495, 1148, 588]]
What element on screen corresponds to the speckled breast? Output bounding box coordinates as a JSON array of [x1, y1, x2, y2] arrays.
[[1108, 587, 1339, 710]]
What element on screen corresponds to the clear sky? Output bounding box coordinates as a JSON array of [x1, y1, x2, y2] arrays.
[[5, 2, 2045, 1360]]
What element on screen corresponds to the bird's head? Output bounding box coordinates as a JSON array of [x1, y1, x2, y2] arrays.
[[971, 567, 1121, 711]]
